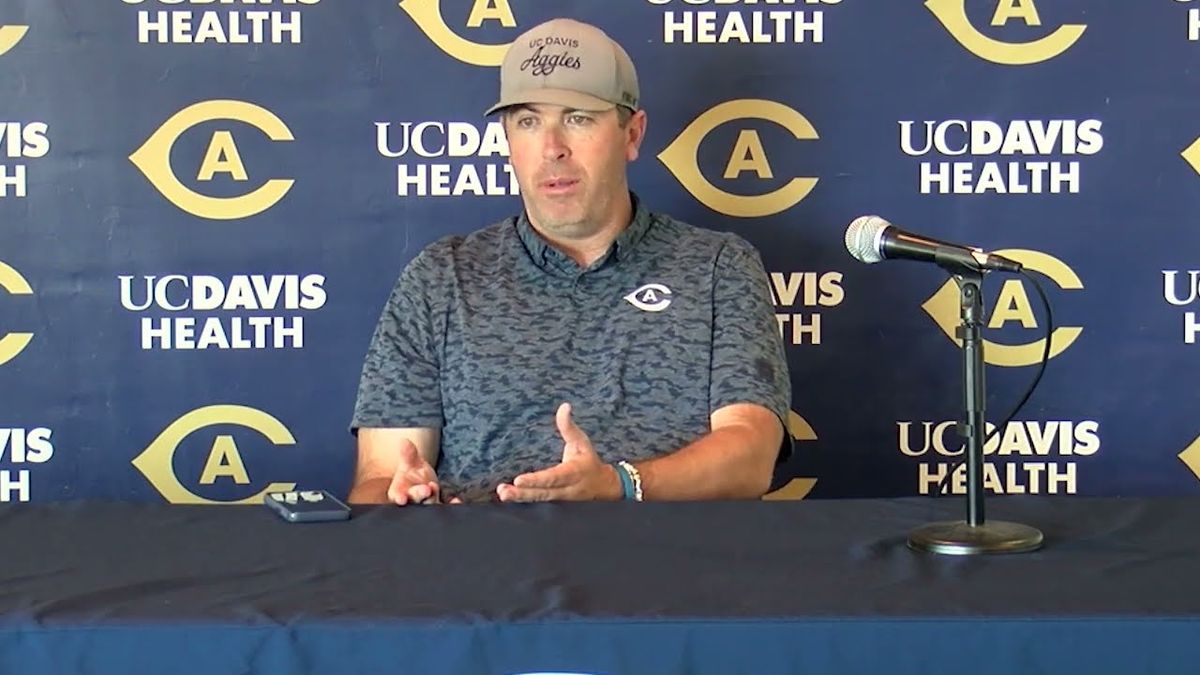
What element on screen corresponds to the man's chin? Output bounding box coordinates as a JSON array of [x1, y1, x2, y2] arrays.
[[531, 207, 589, 234]]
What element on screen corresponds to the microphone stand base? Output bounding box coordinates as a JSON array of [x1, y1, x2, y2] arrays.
[[908, 520, 1043, 555]]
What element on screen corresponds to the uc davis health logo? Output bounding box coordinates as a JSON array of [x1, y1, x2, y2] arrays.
[[0, 261, 34, 366], [132, 405, 297, 504], [921, 249, 1082, 367], [130, 100, 294, 220], [926, 0, 1086, 65], [399, 0, 518, 66], [659, 99, 818, 218], [0, 25, 28, 57]]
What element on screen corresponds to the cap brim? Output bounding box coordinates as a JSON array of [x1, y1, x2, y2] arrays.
[[484, 88, 616, 116]]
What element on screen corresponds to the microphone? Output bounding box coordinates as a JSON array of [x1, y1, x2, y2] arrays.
[[844, 215, 1022, 274]]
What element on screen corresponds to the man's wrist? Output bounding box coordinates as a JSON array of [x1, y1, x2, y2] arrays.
[[348, 476, 392, 504], [605, 463, 625, 501]]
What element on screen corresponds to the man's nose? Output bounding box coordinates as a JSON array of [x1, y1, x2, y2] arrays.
[[541, 126, 570, 162]]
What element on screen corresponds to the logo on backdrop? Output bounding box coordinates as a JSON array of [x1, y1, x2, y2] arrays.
[[1162, 270, 1200, 344], [0, 122, 51, 199], [645, 0, 842, 44], [926, 0, 1086, 65], [1179, 134, 1200, 177], [0, 261, 34, 366], [130, 100, 294, 219], [400, 0, 519, 66], [921, 249, 1082, 367], [0, 427, 54, 503], [898, 118, 1104, 195], [132, 405, 298, 504], [118, 274, 326, 350], [0, 25, 28, 56], [660, 99, 819, 218], [762, 411, 820, 501], [120, 0, 318, 45], [1174, 0, 1200, 42], [771, 271, 844, 346], [897, 418, 1100, 495], [375, 121, 516, 197], [1179, 433, 1200, 482]]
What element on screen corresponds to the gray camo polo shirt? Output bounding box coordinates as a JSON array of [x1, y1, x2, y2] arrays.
[[351, 194, 791, 499]]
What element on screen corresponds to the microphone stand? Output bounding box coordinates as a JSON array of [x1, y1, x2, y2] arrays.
[[907, 264, 1043, 555]]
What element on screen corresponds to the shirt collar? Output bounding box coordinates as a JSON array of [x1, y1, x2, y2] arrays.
[[515, 192, 653, 275]]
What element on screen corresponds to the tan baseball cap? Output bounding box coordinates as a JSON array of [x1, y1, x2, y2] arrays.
[[485, 18, 640, 116]]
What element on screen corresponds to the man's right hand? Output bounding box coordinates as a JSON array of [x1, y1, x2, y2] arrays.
[[387, 439, 462, 505]]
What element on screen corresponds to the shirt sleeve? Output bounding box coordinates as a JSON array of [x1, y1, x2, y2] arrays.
[[709, 235, 793, 458], [349, 250, 445, 433]]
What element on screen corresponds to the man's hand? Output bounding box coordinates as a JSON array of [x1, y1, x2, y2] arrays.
[[387, 438, 462, 505], [497, 403, 622, 502]]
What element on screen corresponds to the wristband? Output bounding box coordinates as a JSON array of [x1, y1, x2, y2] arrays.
[[617, 460, 644, 502], [615, 462, 635, 500]]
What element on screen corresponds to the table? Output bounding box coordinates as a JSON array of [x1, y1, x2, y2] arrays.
[[1, 496, 1197, 674]]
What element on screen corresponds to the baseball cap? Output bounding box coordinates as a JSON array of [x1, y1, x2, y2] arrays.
[[485, 18, 640, 116]]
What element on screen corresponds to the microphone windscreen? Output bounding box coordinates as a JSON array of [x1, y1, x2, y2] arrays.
[[845, 215, 890, 264]]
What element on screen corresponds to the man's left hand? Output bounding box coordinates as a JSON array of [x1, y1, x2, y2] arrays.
[[496, 402, 622, 502]]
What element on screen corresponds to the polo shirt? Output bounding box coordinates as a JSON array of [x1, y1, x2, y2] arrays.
[[351, 195, 791, 499]]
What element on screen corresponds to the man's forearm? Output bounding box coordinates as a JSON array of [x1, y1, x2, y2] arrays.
[[347, 477, 391, 504], [632, 422, 782, 500]]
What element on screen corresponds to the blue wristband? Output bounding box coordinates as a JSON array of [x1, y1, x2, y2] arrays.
[[614, 462, 635, 500]]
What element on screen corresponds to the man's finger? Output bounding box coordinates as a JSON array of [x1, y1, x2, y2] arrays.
[[408, 481, 441, 505], [561, 440, 594, 463], [555, 402, 589, 446], [388, 469, 415, 505], [388, 478, 417, 506], [396, 438, 422, 466], [497, 483, 563, 503], [513, 463, 577, 489]]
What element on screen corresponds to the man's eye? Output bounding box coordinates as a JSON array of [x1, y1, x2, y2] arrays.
[[567, 114, 592, 126]]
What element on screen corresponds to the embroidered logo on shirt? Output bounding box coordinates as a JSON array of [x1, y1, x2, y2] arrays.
[[624, 283, 673, 312]]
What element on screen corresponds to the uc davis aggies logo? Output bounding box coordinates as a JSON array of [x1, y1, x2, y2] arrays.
[[659, 99, 819, 219], [926, 0, 1086, 65], [921, 249, 1083, 367], [0, 261, 33, 366], [763, 412, 819, 501], [130, 100, 295, 220], [400, 0, 519, 66], [132, 405, 298, 504], [0, 25, 28, 56]]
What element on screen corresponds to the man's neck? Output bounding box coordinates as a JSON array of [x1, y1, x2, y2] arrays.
[[534, 192, 633, 268]]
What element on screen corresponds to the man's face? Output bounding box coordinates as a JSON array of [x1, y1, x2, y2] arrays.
[[504, 103, 646, 238]]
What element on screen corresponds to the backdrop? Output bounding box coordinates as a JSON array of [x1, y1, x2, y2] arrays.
[[1, 0, 1197, 504]]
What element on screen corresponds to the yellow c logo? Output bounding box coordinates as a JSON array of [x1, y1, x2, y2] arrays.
[[132, 405, 297, 505], [762, 411, 818, 501], [130, 100, 295, 220], [0, 25, 28, 57], [1180, 434, 1200, 482], [1181, 136, 1200, 176], [926, 0, 1086, 65], [921, 249, 1083, 367], [659, 99, 819, 219], [0, 260, 33, 366], [399, 0, 516, 67]]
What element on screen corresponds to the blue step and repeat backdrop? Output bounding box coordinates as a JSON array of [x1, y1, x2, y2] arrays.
[[1, 0, 1198, 504]]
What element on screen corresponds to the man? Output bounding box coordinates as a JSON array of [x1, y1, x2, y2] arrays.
[[349, 18, 790, 505]]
